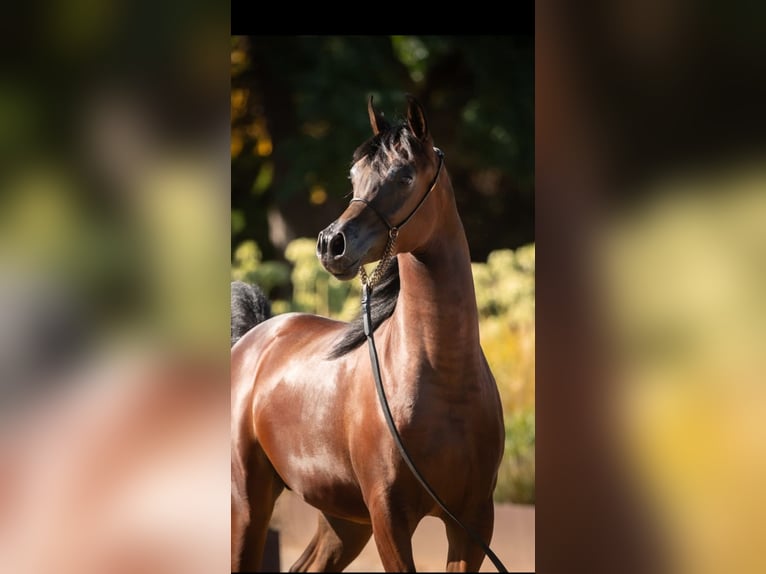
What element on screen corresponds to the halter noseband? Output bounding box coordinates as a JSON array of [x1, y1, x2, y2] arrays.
[[350, 147, 445, 288]]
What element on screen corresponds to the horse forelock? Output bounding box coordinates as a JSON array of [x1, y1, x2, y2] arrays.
[[352, 123, 425, 177]]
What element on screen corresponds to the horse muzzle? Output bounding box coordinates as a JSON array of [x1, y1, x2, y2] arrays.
[[317, 225, 361, 280]]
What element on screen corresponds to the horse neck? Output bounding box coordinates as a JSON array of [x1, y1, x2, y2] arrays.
[[392, 177, 482, 373]]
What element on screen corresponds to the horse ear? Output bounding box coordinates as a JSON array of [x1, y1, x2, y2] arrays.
[[367, 95, 389, 136], [405, 94, 429, 141]]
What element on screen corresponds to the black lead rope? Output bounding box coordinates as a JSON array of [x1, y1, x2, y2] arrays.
[[361, 284, 508, 573]]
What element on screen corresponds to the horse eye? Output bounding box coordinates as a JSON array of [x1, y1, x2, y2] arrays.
[[399, 175, 413, 186]]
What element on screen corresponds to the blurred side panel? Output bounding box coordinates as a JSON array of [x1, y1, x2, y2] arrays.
[[536, 1, 766, 574], [0, 2, 230, 573]]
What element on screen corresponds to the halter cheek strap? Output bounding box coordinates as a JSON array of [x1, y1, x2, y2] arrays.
[[347, 196, 395, 232], [350, 147, 444, 288], [350, 146, 445, 236]]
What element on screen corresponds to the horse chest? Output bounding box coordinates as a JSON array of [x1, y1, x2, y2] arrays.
[[359, 380, 499, 471]]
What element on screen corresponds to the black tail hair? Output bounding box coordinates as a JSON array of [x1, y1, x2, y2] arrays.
[[231, 281, 272, 347]]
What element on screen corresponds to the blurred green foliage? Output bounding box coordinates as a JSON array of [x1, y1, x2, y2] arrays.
[[495, 410, 536, 504], [473, 244, 536, 504], [231, 240, 291, 299], [284, 238, 360, 320], [232, 239, 536, 504]]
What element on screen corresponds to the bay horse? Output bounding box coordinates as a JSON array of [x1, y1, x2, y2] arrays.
[[231, 95, 505, 572]]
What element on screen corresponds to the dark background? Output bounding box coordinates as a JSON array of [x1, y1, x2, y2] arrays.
[[231, 35, 534, 266]]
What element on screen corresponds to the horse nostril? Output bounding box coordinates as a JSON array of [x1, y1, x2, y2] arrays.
[[329, 232, 346, 258]]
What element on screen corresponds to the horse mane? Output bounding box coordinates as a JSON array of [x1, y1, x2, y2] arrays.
[[328, 257, 400, 359], [231, 281, 272, 347], [230, 266, 397, 358]]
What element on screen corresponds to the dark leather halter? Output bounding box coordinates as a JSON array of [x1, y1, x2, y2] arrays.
[[350, 147, 444, 289], [350, 146, 445, 236]]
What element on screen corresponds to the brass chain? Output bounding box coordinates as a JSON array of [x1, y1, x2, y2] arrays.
[[359, 228, 399, 289]]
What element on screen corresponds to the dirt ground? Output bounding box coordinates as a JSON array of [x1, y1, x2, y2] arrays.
[[268, 490, 535, 572]]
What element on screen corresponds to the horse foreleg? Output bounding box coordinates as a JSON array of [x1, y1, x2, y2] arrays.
[[289, 512, 372, 572], [444, 498, 495, 572], [368, 497, 417, 572]]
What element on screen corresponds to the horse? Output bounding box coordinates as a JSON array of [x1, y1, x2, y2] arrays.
[[231, 95, 505, 572]]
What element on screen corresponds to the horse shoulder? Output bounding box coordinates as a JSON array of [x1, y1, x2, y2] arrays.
[[232, 312, 351, 407]]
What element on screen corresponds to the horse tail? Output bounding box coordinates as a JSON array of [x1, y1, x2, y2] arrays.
[[231, 281, 272, 347]]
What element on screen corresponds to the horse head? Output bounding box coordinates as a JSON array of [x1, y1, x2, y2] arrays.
[[316, 95, 445, 280]]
